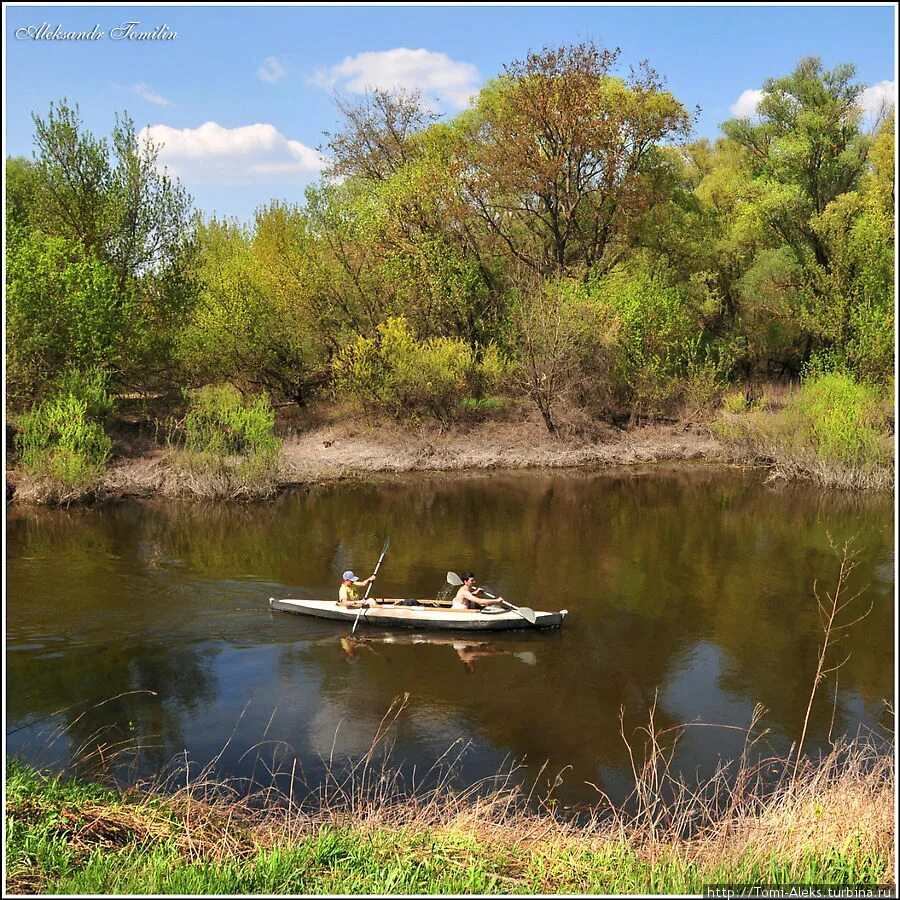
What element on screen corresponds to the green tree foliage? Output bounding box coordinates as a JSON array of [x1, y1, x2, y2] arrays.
[[29, 101, 195, 287], [5, 156, 40, 230], [506, 268, 612, 433], [11, 100, 198, 395], [691, 60, 894, 383], [722, 58, 869, 267], [177, 212, 330, 404], [5, 51, 894, 451], [458, 42, 694, 276], [590, 261, 727, 419], [322, 92, 498, 345], [6, 229, 135, 404]]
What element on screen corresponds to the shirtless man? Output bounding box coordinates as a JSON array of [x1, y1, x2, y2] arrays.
[[451, 571, 503, 610]]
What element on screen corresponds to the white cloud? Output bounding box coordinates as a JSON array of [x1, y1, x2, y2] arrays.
[[138, 121, 326, 185], [131, 82, 171, 107], [859, 80, 896, 122], [258, 56, 287, 84], [312, 47, 480, 109], [730, 88, 765, 118]]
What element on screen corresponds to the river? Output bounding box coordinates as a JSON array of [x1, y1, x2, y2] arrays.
[[5, 466, 894, 810]]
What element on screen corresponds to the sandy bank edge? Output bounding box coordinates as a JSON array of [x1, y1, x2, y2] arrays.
[[7, 420, 738, 504]]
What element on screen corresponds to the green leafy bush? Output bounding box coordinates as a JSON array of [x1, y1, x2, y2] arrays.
[[587, 265, 725, 419], [15, 369, 113, 487], [168, 384, 283, 498], [792, 373, 889, 467], [6, 229, 133, 405], [714, 372, 892, 488], [333, 317, 508, 421], [182, 384, 281, 461]]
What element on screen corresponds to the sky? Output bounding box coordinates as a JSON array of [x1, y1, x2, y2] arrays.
[[4, 3, 897, 223]]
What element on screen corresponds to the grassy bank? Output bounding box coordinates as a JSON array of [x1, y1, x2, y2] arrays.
[[7, 374, 894, 508], [713, 375, 894, 491], [6, 732, 894, 896]]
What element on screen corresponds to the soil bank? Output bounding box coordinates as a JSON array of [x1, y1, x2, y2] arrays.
[[7, 417, 734, 505]]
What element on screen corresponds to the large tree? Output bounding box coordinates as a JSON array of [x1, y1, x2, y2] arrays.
[[721, 58, 869, 271], [15, 100, 199, 393], [30, 101, 195, 290], [457, 42, 694, 276]]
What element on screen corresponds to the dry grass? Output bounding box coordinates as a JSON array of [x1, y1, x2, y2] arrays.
[[7, 676, 894, 895], [24, 690, 890, 877]]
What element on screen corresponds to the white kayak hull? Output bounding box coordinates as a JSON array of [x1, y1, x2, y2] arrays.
[[268, 598, 567, 631]]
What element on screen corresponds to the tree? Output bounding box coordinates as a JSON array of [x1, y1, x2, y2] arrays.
[[178, 211, 335, 405], [30, 101, 195, 289], [722, 58, 869, 271], [5, 156, 39, 231], [6, 230, 134, 404], [458, 42, 694, 276], [322, 91, 500, 346], [19, 100, 199, 392], [322, 88, 437, 183], [507, 267, 598, 434]]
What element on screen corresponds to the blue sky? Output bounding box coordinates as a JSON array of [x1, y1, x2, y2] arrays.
[[5, 3, 896, 223]]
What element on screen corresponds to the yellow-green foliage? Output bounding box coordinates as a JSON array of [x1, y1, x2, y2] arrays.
[[14, 369, 113, 486], [333, 317, 508, 421], [588, 264, 725, 417], [183, 385, 281, 462], [715, 373, 892, 488], [792, 373, 890, 467], [722, 391, 749, 414]]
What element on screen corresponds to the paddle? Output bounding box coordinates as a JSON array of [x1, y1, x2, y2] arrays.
[[351, 538, 390, 635], [446, 571, 537, 625]]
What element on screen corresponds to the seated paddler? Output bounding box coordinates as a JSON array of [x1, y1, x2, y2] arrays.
[[451, 571, 503, 610], [338, 570, 377, 607]]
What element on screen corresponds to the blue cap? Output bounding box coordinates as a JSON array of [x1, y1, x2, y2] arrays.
[[342, 570, 357, 581]]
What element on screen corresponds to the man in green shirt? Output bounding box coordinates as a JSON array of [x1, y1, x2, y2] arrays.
[[339, 570, 376, 606]]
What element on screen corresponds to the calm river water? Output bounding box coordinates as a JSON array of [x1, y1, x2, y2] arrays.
[[5, 466, 894, 809]]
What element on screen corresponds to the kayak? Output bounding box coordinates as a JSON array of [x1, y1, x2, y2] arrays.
[[268, 597, 568, 631]]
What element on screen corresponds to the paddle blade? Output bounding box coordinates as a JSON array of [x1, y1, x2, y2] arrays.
[[501, 601, 536, 624], [447, 571, 463, 586]]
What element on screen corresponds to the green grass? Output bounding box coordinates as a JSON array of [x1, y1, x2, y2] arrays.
[[5, 759, 891, 895], [163, 384, 283, 499], [713, 374, 893, 490]]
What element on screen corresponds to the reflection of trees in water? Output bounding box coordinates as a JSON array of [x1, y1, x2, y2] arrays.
[[7, 640, 219, 778], [277, 628, 687, 803], [7, 469, 893, 802]]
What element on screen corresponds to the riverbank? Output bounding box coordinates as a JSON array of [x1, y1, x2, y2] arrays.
[[7, 384, 895, 505], [6, 738, 894, 895], [7, 414, 733, 505]]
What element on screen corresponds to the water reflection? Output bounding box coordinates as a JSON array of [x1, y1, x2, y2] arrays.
[[337, 633, 538, 672], [5, 467, 894, 807]]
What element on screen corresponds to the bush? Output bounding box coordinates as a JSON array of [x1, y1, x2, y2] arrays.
[[15, 369, 113, 487], [183, 384, 280, 458], [6, 229, 133, 406], [792, 373, 889, 467], [713, 372, 892, 489], [332, 317, 508, 422], [171, 385, 282, 496], [588, 265, 726, 420]]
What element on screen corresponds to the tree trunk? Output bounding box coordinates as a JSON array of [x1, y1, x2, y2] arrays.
[[536, 395, 557, 434]]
